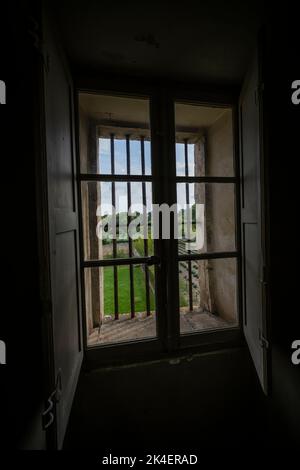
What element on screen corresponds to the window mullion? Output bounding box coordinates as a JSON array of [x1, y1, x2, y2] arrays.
[[110, 133, 119, 319]]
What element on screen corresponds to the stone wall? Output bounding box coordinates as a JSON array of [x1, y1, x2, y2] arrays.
[[194, 137, 212, 312], [80, 106, 104, 334], [194, 110, 237, 322], [205, 109, 236, 322]]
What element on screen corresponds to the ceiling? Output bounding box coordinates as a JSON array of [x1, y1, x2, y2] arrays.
[[79, 93, 150, 126], [52, 0, 263, 86], [175, 103, 226, 128], [79, 92, 227, 131]]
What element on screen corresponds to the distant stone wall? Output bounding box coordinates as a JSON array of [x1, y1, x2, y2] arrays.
[[80, 108, 104, 333], [199, 110, 236, 322], [179, 111, 237, 321], [194, 138, 212, 312]]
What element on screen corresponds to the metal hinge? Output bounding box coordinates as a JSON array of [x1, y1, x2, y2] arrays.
[[259, 329, 269, 349], [42, 369, 62, 431], [260, 265, 268, 287], [27, 15, 50, 73]]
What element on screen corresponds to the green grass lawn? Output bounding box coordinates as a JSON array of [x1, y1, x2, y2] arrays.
[[103, 263, 187, 315], [104, 264, 155, 315], [103, 240, 187, 314]]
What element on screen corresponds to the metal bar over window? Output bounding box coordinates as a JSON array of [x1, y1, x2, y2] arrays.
[[126, 135, 135, 319], [111, 134, 119, 319], [141, 136, 151, 316]]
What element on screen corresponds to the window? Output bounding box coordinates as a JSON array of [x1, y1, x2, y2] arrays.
[[78, 92, 240, 352], [79, 94, 158, 346], [174, 103, 239, 336]]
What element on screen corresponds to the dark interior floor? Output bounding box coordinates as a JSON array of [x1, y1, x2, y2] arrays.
[[64, 347, 267, 450]]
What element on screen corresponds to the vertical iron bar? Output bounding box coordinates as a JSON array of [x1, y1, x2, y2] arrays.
[[111, 134, 119, 319], [126, 135, 135, 318], [184, 139, 193, 312], [141, 137, 151, 316]]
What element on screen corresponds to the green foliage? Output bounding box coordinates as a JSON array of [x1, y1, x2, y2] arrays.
[[133, 233, 154, 256]]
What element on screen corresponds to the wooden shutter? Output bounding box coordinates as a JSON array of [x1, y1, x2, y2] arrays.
[[239, 43, 269, 394], [43, 17, 83, 448]]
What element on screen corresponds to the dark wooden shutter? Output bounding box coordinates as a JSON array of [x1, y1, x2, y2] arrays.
[[43, 18, 83, 448], [239, 44, 269, 394]]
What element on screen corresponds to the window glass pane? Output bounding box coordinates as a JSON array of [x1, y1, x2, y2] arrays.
[[79, 93, 151, 174], [99, 137, 111, 174], [176, 183, 236, 255], [131, 182, 153, 257], [179, 258, 238, 335], [144, 140, 152, 175], [130, 139, 142, 175], [85, 266, 156, 346], [175, 103, 234, 177], [187, 143, 195, 176], [114, 139, 127, 174], [81, 181, 153, 260], [176, 143, 185, 176], [114, 182, 129, 257]]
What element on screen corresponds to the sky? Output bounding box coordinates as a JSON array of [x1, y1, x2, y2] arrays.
[[99, 137, 152, 175], [98, 138, 196, 215], [175, 142, 195, 177]]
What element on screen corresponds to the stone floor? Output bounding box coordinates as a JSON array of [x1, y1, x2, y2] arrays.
[[88, 310, 237, 346]]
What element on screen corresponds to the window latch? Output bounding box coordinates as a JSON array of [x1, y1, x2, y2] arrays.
[[146, 255, 160, 266]]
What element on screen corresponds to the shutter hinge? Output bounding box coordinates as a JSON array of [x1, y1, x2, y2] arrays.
[[42, 369, 62, 431], [259, 329, 269, 349], [27, 15, 50, 73], [260, 265, 268, 287]]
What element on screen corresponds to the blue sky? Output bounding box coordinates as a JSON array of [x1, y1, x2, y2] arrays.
[[98, 138, 195, 215], [175, 143, 195, 177], [99, 137, 151, 175]]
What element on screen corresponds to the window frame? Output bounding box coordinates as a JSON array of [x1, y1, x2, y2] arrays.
[[74, 81, 244, 368], [169, 97, 242, 348]]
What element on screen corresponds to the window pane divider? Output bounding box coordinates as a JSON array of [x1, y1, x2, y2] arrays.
[[178, 251, 239, 262], [126, 134, 135, 319], [175, 176, 238, 183], [141, 136, 151, 316], [79, 173, 153, 182], [83, 256, 159, 268], [184, 138, 193, 311], [110, 133, 119, 319]]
